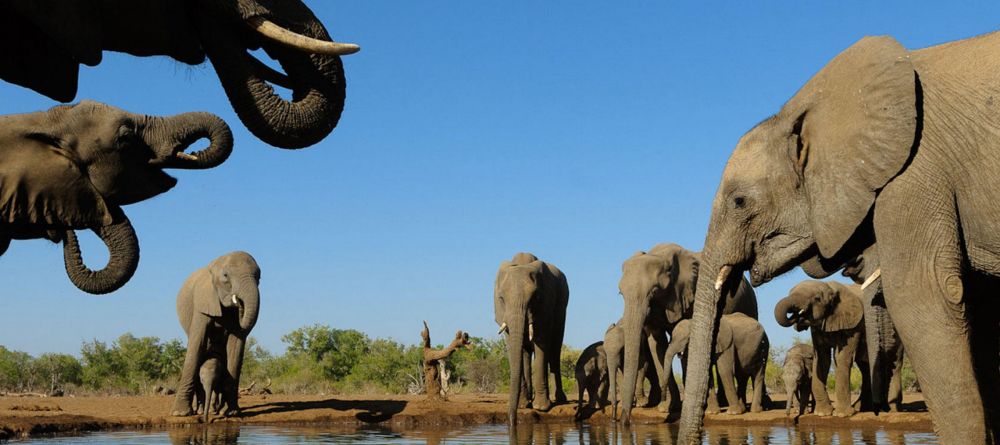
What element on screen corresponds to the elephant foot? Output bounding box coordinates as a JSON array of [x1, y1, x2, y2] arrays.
[[834, 406, 856, 417], [889, 404, 900, 413], [533, 398, 553, 412], [814, 404, 834, 417], [725, 404, 746, 415], [656, 401, 671, 413], [554, 392, 568, 404], [705, 406, 721, 415], [171, 408, 195, 417], [518, 398, 531, 409], [750, 403, 763, 413]]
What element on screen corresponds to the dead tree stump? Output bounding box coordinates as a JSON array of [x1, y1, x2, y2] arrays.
[[422, 321, 472, 401]]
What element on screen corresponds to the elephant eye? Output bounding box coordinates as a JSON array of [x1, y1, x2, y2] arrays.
[[733, 196, 746, 209], [115, 123, 142, 148]]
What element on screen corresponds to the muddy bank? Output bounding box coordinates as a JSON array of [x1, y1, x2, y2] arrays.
[[0, 393, 932, 440]]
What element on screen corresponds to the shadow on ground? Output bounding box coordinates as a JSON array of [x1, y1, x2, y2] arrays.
[[240, 398, 408, 423]]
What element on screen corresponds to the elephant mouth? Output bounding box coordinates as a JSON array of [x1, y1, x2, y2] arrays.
[[749, 233, 815, 286]]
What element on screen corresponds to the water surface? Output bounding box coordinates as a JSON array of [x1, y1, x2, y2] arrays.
[[15, 423, 938, 444]]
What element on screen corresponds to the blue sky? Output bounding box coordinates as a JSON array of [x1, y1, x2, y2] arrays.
[[2, 2, 999, 357]]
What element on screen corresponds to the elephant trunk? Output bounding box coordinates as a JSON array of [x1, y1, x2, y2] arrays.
[[774, 295, 804, 328], [235, 275, 260, 334], [147, 113, 234, 170], [606, 346, 620, 419], [677, 253, 730, 444], [62, 212, 140, 295], [195, 9, 346, 149], [861, 281, 894, 412], [619, 303, 647, 424], [505, 310, 527, 425]]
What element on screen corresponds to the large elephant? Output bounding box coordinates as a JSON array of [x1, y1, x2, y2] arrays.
[[494, 252, 569, 425], [774, 280, 872, 417], [617, 243, 757, 423], [678, 33, 1000, 444], [841, 247, 905, 413], [173, 251, 261, 417], [0, 101, 231, 294], [603, 319, 661, 421], [667, 313, 769, 415], [0, 0, 359, 149]]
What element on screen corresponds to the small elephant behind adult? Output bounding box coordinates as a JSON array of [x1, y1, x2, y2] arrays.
[[775, 280, 872, 417], [173, 251, 261, 418], [602, 320, 660, 420], [198, 354, 224, 423], [0, 101, 232, 294], [669, 313, 769, 415], [842, 247, 905, 413], [574, 341, 609, 418], [782, 343, 814, 417]]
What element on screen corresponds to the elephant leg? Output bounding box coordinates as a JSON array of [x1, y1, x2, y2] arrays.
[[520, 349, 532, 408], [812, 343, 834, 417], [222, 334, 246, 416], [532, 342, 551, 411], [832, 343, 856, 417], [875, 182, 990, 444], [717, 351, 742, 415], [646, 332, 673, 412], [598, 376, 610, 408], [550, 348, 567, 405], [888, 345, 904, 412], [750, 367, 765, 413], [608, 368, 619, 420], [705, 365, 721, 414], [171, 317, 209, 416], [854, 343, 873, 413]]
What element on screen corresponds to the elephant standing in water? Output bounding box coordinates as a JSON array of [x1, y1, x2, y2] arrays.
[[617, 243, 757, 423], [842, 247, 905, 413], [667, 314, 769, 415], [0, 101, 232, 294], [679, 33, 1000, 444], [173, 252, 260, 417], [0, 0, 359, 148], [775, 281, 871, 417], [494, 252, 568, 424]]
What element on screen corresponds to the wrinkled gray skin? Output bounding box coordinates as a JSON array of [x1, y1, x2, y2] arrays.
[[667, 314, 769, 415], [679, 33, 1000, 444], [0, 0, 357, 149], [618, 243, 758, 424], [574, 341, 609, 419], [782, 343, 814, 417], [0, 101, 231, 294], [842, 247, 905, 413], [494, 252, 569, 425], [173, 252, 261, 417], [775, 281, 871, 417], [602, 321, 661, 421], [198, 355, 224, 423]]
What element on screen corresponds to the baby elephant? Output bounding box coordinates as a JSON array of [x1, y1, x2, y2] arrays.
[[782, 343, 814, 416], [775, 280, 872, 417], [575, 341, 609, 418], [603, 321, 661, 420], [198, 355, 225, 423], [669, 313, 769, 414]]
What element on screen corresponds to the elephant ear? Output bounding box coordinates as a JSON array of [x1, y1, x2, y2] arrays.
[[0, 137, 112, 227], [193, 267, 223, 318], [781, 36, 917, 258], [822, 282, 864, 332], [715, 316, 735, 355]]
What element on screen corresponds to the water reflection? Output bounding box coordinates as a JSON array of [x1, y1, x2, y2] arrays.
[[168, 424, 241, 445]]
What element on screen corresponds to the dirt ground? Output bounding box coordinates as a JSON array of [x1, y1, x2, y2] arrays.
[[0, 392, 933, 440]]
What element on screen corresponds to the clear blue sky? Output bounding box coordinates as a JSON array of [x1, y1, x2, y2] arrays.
[[2, 2, 998, 357]]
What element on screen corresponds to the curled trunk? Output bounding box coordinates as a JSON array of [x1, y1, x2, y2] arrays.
[[147, 112, 234, 170], [62, 213, 139, 294], [195, 11, 346, 149], [774, 296, 802, 327], [619, 305, 646, 423]]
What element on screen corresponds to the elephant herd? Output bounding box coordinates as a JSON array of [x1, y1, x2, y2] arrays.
[[4, 3, 1000, 443], [493, 246, 906, 427]]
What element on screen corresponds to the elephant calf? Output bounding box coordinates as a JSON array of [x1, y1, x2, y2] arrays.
[[775, 280, 872, 417], [668, 313, 769, 415], [782, 343, 814, 416], [198, 355, 224, 423], [574, 341, 609, 418], [603, 320, 661, 420]]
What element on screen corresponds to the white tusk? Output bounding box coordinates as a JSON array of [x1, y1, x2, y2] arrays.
[[797, 308, 806, 316], [248, 17, 360, 56], [861, 268, 882, 290], [715, 265, 733, 291], [231, 294, 239, 305], [528, 323, 534, 342], [497, 322, 509, 335], [176, 152, 198, 161]]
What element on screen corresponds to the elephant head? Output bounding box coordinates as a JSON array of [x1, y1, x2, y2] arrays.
[[774, 281, 863, 333], [0, 100, 233, 294], [679, 36, 919, 441], [0, 0, 359, 149], [617, 243, 698, 420], [197, 252, 261, 334], [494, 252, 543, 422]]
